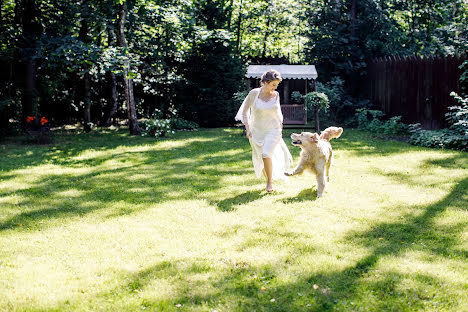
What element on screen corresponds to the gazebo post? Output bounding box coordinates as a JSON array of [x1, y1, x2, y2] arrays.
[[283, 79, 289, 104], [312, 79, 320, 132]]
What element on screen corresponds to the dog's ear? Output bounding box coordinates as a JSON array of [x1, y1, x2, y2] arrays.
[[310, 133, 319, 143], [305, 133, 318, 143]]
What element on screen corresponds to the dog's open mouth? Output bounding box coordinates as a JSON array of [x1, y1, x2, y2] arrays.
[[290, 134, 302, 145]]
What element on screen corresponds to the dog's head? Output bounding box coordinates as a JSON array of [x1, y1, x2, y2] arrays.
[[290, 132, 320, 147]]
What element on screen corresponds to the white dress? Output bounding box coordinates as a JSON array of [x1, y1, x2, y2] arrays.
[[235, 88, 292, 180]]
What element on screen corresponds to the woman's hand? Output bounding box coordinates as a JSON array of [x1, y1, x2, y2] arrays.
[[246, 129, 252, 138]]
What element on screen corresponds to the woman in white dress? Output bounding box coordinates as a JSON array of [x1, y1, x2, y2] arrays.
[[235, 69, 292, 192]]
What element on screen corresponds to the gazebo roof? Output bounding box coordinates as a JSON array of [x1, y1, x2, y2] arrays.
[[246, 64, 318, 80]]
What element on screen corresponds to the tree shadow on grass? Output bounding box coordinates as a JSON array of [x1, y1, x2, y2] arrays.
[[0, 128, 248, 173], [91, 161, 466, 311], [0, 129, 255, 231], [423, 154, 468, 170], [295, 173, 468, 311], [4, 131, 468, 310], [17, 175, 468, 311]]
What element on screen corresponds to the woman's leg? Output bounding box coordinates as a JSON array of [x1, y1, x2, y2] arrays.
[[263, 157, 273, 192], [262, 131, 281, 192]]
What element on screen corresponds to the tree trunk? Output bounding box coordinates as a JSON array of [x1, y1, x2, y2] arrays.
[[83, 71, 92, 132], [22, 59, 37, 119], [14, 0, 20, 25], [314, 107, 320, 133], [0, 0, 3, 27], [409, 0, 415, 46], [79, 3, 92, 132], [227, 0, 234, 29], [262, 18, 270, 58], [313, 79, 319, 132], [101, 26, 118, 127], [20, 0, 41, 123], [332, 0, 341, 15], [350, 0, 356, 37], [380, 0, 386, 10], [235, 0, 243, 53], [117, 1, 140, 135]]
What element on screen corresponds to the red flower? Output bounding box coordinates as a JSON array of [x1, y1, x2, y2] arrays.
[[40, 117, 48, 126], [26, 116, 36, 123]]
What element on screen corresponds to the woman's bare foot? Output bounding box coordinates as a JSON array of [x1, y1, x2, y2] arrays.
[[266, 183, 274, 193]]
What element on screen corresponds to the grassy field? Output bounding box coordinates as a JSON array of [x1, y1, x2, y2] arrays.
[[0, 127, 467, 312]]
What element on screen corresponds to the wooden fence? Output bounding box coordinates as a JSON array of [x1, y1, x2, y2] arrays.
[[366, 55, 466, 129]]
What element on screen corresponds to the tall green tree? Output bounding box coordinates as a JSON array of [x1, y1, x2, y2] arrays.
[[19, 0, 41, 122], [116, 0, 140, 135], [231, 0, 306, 62], [303, 0, 410, 90], [181, 0, 245, 127], [1, 0, 466, 135]]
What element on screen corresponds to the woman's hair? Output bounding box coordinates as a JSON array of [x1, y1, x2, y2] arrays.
[[260, 69, 282, 85]]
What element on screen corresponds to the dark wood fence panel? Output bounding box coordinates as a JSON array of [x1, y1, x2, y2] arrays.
[[281, 105, 307, 125], [366, 55, 466, 129]]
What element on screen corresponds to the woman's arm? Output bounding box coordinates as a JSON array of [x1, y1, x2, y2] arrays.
[[275, 92, 283, 128], [235, 89, 257, 138], [243, 92, 254, 137]]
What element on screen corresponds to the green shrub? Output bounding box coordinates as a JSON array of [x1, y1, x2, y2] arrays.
[[409, 127, 468, 151], [140, 117, 199, 138], [316, 77, 344, 109], [140, 119, 174, 137], [233, 90, 249, 106], [291, 91, 304, 104], [314, 77, 372, 125], [169, 118, 199, 131], [409, 92, 468, 151], [304, 91, 329, 124], [447, 92, 468, 135], [355, 108, 409, 135]]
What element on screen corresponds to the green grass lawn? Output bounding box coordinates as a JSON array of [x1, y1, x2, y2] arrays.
[[0, 127, 467, 312]]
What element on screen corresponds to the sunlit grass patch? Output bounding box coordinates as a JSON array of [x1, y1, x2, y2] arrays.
[[0, 128, 467, 311]]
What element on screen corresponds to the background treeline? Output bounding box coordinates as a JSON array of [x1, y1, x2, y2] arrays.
[[0, 0, 466, 135]]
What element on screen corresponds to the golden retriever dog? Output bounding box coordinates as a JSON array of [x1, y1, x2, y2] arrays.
[[285, 127, 343, 198]]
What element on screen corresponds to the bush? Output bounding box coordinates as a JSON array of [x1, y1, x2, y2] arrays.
[[140, 117, 199, 138], [408, 127, 467, 150], [140, 119, 174, 137], [315, 77, 372, 125], [233, 90, 249, 106], [355, 108, 409, 135], [409, 92, 468, 151], [304, 92, 329, 121], [291, 91, 304, 104], [447, 92, 468, 136], [169, 118, 199, 131]]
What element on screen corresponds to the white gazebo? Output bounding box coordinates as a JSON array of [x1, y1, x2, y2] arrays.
[[246, 65, 318, 124]]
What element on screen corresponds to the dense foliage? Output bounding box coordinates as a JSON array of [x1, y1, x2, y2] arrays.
[[355, 108, 409, 135], [0, 0, 466, 135], [409, 92, 468, 151], [303, 0, 467, 91]]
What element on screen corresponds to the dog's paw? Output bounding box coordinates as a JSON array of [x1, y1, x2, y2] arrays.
[[284, 171, 293, 176]]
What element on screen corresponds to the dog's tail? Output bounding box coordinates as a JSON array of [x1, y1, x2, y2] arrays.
[[320, 127, 343, 141]]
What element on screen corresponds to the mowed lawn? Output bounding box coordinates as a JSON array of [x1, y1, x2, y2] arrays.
[[0, 127, 467, 312]]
